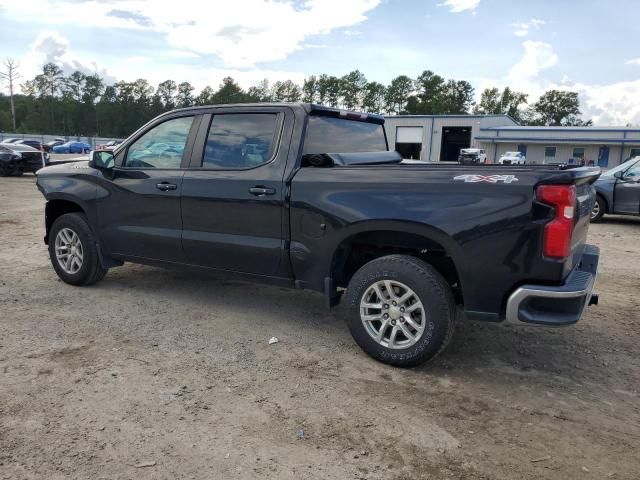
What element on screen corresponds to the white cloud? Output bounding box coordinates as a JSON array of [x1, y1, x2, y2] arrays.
[[480, 41, 640, 125], [0, 0, 380, 68], [438, 0, 480, 13], [626, 58, 640, 65], [512, 18, 545, 37], [20, 30, 114, 83], [507, 40, 558, 96]]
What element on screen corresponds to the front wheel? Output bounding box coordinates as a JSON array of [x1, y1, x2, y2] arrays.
[[48, 213, 107, 286], [342, 255, 456, 368]]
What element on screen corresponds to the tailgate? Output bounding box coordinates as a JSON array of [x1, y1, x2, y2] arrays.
[[569, 169, 600, 271]]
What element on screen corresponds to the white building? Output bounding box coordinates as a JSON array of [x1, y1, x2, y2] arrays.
[[384, 115, 640, 168]]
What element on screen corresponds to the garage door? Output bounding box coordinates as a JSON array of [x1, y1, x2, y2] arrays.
[[396, 126, 423, 143]]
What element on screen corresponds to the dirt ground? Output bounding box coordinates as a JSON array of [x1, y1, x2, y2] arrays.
[[1, 174, 638, 480]]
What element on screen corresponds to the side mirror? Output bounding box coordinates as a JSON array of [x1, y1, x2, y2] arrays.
[[89, 150, 115, 170]]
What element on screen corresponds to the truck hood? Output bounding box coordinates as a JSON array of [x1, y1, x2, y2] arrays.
[[36, 160, 91, 176]]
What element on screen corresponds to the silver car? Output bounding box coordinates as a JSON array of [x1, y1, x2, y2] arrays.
[[591, 156, 640, 222]]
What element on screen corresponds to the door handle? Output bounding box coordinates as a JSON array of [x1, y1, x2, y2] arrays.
[[156, 182, 177, 191], [248, 186, 276, 196]]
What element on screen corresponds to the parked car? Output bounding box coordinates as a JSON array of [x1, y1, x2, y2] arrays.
[[591, 156, 640, 222], [0, 143, 49, 176], [458, 148, 487, 164], [43, 138, 67, 152], [498, 151, 526, 165], [52, 141, 92, 154], [96, 139, 123, 151], [1, 138, 22, 144], [15, 139, 44, 151], [36, 103, 601, 367]]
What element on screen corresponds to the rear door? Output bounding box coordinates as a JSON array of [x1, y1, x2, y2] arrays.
[[97, 114, 199, 262], [614, 160, 640, 214], [180, 107, 291, 276]]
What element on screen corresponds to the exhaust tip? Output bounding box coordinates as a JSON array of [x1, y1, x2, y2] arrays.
[[588, 294, 599, 306]]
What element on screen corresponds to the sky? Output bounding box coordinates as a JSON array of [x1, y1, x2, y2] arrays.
[[0, 0, 639, 125]]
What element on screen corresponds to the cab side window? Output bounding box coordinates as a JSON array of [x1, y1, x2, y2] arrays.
[[202, 114, 278, 169], [125, 116, 194, 169]]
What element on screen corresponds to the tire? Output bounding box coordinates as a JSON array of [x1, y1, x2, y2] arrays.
[[590, 195, 605, 223], [48, 213, 107, 286], [342, 254, 456, 368]]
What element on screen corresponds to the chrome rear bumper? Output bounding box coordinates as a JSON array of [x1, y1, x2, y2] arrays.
[[505, 245, 599, 326]]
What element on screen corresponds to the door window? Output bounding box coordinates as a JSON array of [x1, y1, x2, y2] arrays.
[[125, 116, 193, 169], [202, 114, 279, 169]]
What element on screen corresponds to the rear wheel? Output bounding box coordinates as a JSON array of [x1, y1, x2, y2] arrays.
[[342, 255, 456, 368], [591, 196, 605, 223], [48, 213, 107, 286]]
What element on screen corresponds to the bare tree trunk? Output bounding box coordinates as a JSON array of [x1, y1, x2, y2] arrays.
[[1, 59, 20, 130]]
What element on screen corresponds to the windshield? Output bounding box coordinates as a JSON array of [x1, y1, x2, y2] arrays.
[[602, 156, 640, 176], [302, 115, 388, 155]]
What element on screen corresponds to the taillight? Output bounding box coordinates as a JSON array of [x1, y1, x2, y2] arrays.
[[537, 184, 576, 259]]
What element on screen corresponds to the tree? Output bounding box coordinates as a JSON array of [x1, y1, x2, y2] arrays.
[[176, 82, 195, 107], [34, 63, 64, 131], [195, 86, 215, 105], [362, 81, 386, 113], [156, 80, 177, 108], [213, 77, 248, 104], [247, 79, 272, 102], [532, 90, 582, 126], [272, 79, 301, 103], [385, 75, 414, 114], [340, 70, 367, 110], [302, 75, 318, 103], [440, 80, 474, 114], [412, 70, 445, 114], [0, 58, 21, 129], [474, 87, 528, 121]]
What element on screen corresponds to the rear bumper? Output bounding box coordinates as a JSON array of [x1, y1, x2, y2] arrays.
[[505, 244, 600, 326]]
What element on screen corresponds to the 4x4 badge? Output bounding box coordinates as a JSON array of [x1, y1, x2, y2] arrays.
[[454, 174, 519, 184]]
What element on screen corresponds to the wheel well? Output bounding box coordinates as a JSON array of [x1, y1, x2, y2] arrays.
[[596, 193, 609, 213], [331, 231, 463, 304], [45, 200, 84, 244]]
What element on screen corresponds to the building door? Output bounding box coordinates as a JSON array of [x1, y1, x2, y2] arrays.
[[395, 126, 423, 160], [440, 127, 471, 162], [517, 144, 527, 157], [598, 146, 609, 167]]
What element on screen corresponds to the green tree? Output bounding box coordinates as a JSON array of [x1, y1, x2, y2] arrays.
[[340, 70, 367, 110], [272, 80, 301, 103], [212, 77, 248, 104], [412, 70, 445, 114], [385, 75, 414, 114], [247, 79, 272, 102], [361, 81, 386, 113], [532, 90, 582, 126], [156, 80, 177, 108], [176, 82, 195, 107], [474, 87, 528, 121], [302, 75, 318, 103]]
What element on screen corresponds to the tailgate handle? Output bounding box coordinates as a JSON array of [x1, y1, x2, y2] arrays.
[[156, 182, 177, 191], [249, 186, 275, 196]]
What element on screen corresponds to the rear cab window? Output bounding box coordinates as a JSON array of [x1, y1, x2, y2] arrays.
[[302, 115, 388, 155], [202, 113, 279, 169]]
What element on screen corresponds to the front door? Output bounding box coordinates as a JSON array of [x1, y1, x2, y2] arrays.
[[181, 109, 290, 276], [598, 146, 609, 168], [614, 160, 640, 214], [97, 114, 198, 262]]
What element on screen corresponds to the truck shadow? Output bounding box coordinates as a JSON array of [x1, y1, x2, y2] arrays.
[[101, 265, 622, 391]]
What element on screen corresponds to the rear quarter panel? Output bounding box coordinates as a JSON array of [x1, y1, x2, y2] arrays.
[[290, 165, 592, 320]]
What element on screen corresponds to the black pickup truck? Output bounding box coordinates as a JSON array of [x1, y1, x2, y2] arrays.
[[36, 104, 601, 367]]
